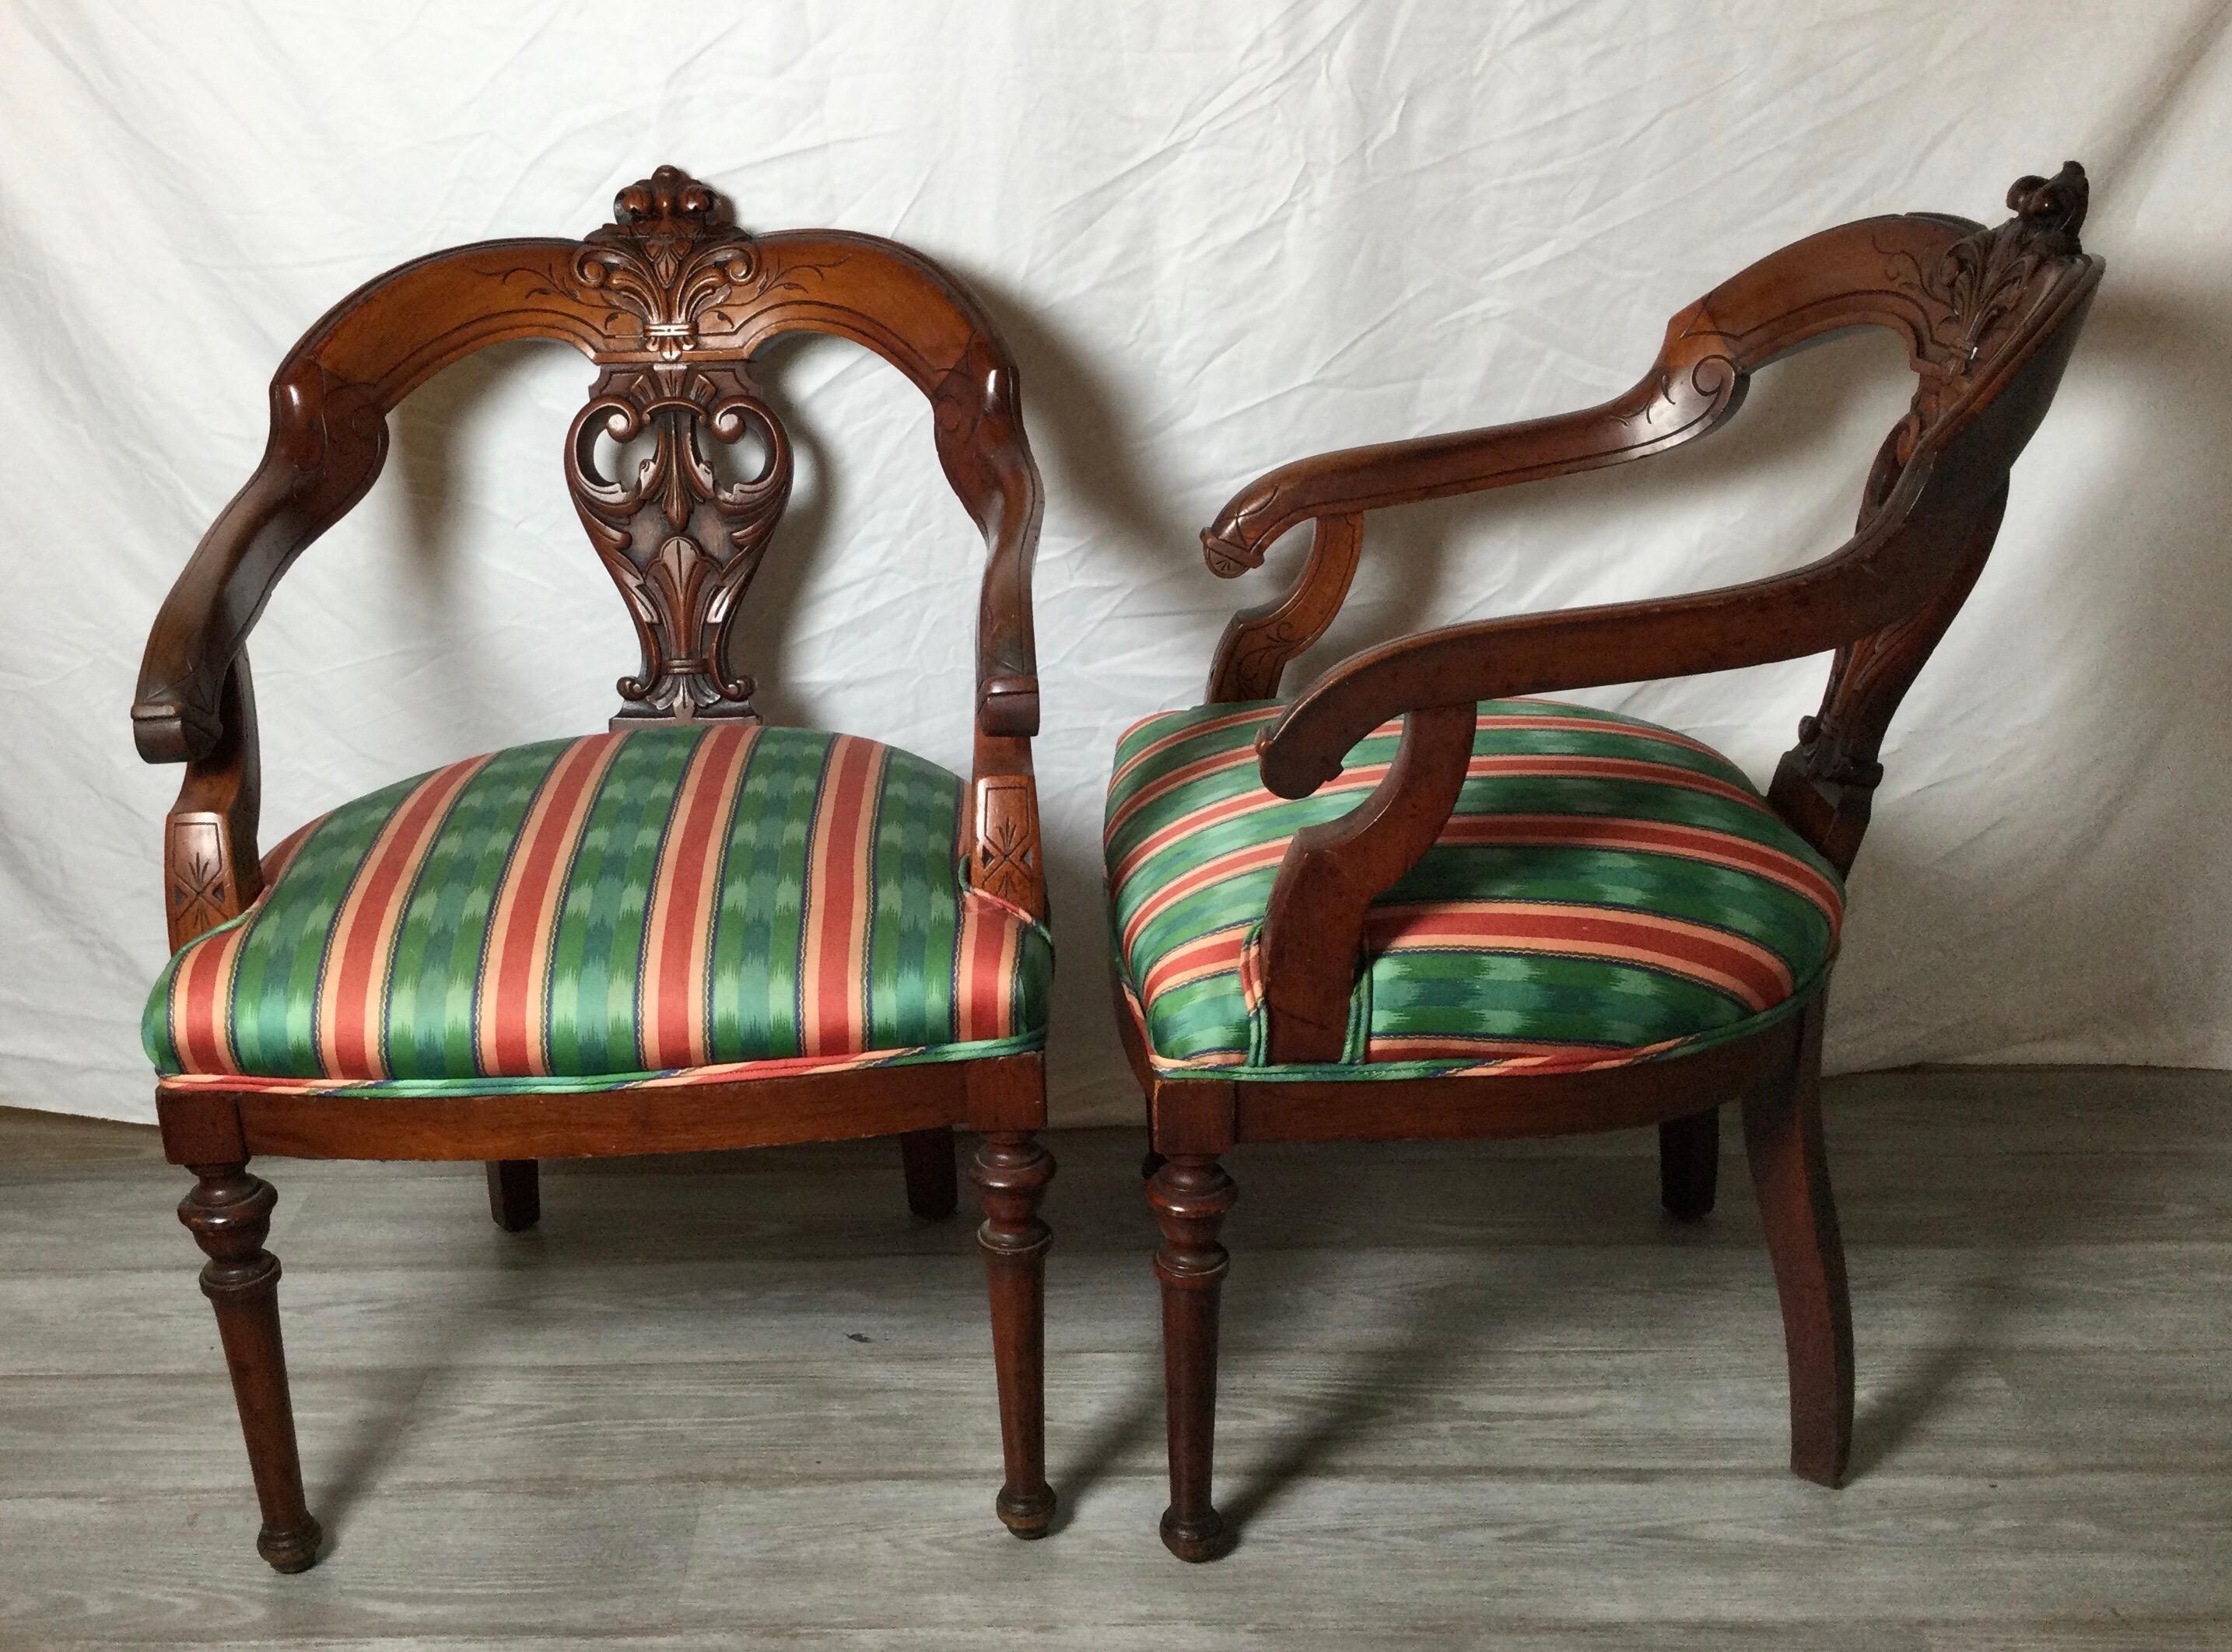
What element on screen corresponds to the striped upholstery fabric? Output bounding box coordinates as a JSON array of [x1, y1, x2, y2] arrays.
[[146, 726, 1050, 1097], [1105, 698, 1841, 1080]]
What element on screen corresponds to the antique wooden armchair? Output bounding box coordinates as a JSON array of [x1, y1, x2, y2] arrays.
[[133, 166, 1057, 1570], [1105, 166, 2103, 1559]]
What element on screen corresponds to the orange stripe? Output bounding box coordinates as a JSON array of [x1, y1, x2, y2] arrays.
[[1112, 752, 1760, 887], [1140, 922, 1250, 1003], [475, 736, 626, 1077], [1434, 814, 1842, 915], [317, 758, 489, 1078], [637, 727, 758, 1069], [955, 894, 1021, 1042], [800, 737, 884, 1055], [170, 919, 253, 1075], [1121, 837, 1291, 953], [156, 1044, 916, 1097], [1366, 901, 1792, 1009], [1108, 711, 1744, 845], [1109, 706, 1277, 794]]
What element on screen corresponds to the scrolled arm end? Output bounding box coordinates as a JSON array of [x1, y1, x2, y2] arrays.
[[977, 673, 1040, 739], [133, 699, 213, 765], [1200, 477, 1289, 575], [1255, 720, 1344, 801], [1202, 523, 1263, 577]]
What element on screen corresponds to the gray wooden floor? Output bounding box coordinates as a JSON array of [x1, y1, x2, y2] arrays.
[[2, 1067, 2228, 1650]]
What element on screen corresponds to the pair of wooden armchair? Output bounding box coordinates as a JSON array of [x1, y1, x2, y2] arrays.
[[132, 163, 2101, 1568]]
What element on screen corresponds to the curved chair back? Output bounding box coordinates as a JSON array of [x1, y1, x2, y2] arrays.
[[135, 165, 1042, 760]]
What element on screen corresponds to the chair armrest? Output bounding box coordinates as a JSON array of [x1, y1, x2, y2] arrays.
[[1246, 435, 2008, 1062], [945, 351, 1046, 917], [1198, 317, 1749, 578], [1256, 450, 1978, 800], [134, 366, 389, 764], [1194, 314, 1747, 703]]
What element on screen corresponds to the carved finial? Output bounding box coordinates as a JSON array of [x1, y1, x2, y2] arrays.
[[611, 164, 731, 232], [565, 165, 759, 363], [2005, 161, 2087, 255]]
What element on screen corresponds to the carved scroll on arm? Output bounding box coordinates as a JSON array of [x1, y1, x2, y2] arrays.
[[1205, 513, 1363, 704]]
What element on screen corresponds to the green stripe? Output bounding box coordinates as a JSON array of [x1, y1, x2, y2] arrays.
[[544, 730, 703, 1076], [866, 746, 964, 1049], [707, 727, 829, 1062], [230, 775, 422, 1079], [147, 724, 1053, 1090], [1107, 697, 1841, 1081], [384, 741, 570, 1079]]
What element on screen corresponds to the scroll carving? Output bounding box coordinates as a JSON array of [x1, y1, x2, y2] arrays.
[[1782, 165, 2090, 866], [528, 168, 796, 723], [1866, 162, 2089, 522], [566, 358, 791, 723], [1205, 513, 1364, 702], [563, 164, 766, 360]]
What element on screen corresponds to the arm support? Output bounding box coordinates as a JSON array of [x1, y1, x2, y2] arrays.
[[1259, 450, 1989, 800], [134, 366, 390, 764], [1200, 334, 1748, 578], [1195, 310, 1751, 703]]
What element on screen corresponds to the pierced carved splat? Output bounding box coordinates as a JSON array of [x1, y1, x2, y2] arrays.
[[566, 358, 791, 723], [552, 168, 797, 724]]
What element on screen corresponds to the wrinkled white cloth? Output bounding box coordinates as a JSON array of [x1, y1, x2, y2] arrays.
[[3, 0, 2227, 1124]]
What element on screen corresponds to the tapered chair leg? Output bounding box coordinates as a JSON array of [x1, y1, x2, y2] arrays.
[[901, 1125, 959, 1220], [179, 1164, 324, 1573], [1148, 1154, 1237, 1561], [1741, 996, 1854, 1487], [1659, 1107, 1720, 1220], [485, 1160, 540, 1231], [973, 1132, 1056, 1537]]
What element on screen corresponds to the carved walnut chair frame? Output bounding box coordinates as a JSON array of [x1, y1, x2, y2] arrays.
[[1126, 166, 2103, 1559], [133, 167, 1057, 1569]]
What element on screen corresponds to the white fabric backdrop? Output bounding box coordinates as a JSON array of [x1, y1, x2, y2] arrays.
[[3, 0, 2227, 1125]]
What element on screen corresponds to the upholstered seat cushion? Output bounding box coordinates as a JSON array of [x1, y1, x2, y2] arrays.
[[147, 725, 1049, 1097], [1105, 698, 1841, 1080]]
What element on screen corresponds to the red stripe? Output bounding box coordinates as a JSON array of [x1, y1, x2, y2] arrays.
[[955, 894, 1018, 1042], [172, 922, 247, 1074], [1109, 706, 1277, 794], [1112, 752, 1761, 888], [1120, 837, 1291, 952], [802, 737, 881, 1055], [479, 738, 619, 1077], [1139, 923, 1249, 1003], [1435, 813, 1842, 915], [1366, 901, 1791, 1009], [322, 759, 486, 1076], [639, 729, 755, 1069]]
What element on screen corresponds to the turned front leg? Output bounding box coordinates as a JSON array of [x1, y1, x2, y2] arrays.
[[179, 1164, 323, 1572], [1148, 1154, 1237, 1561], [972, 1132, 1056, 1537]]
